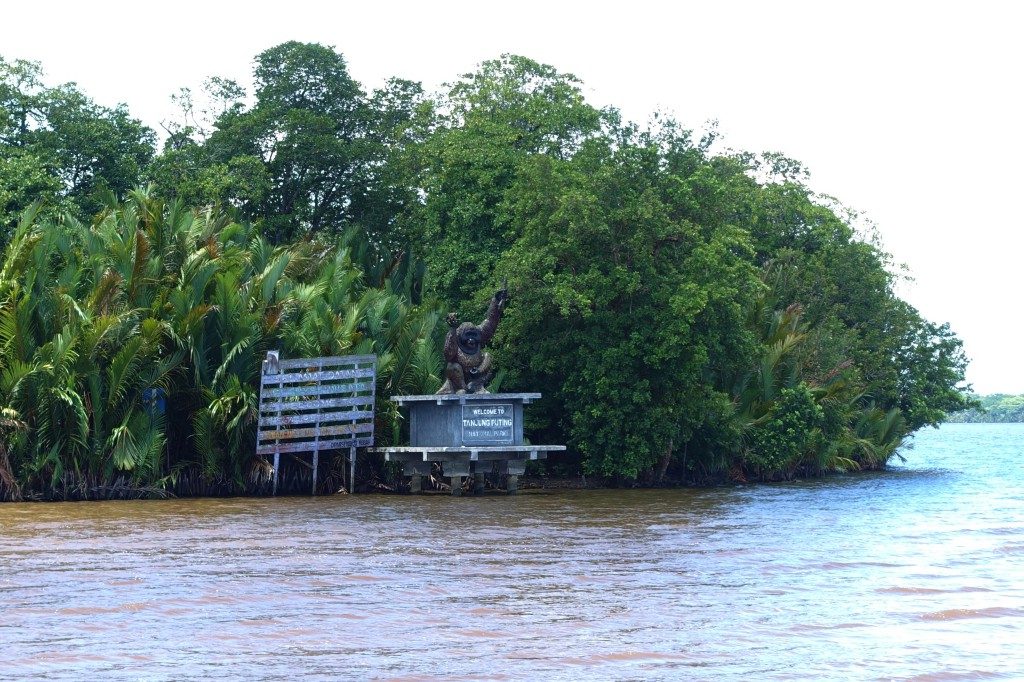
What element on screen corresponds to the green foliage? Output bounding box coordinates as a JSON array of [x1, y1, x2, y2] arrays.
[[149, 43, 426, 249], [495, 133, 759, 479], [888, 315, 974, 429], [405, 52, 971, 484], [0, 148, 70, 235], [947, 393, 1024, 423], [0, 44, 975, 494], [416, 55, 606, 308], [0, 56, 155, 223], [0, 190, 440, 499], [738, 181, 973, 433], [746, 383, 824, 476]]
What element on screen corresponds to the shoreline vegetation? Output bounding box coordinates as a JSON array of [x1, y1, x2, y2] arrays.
[[0, 44, 973, 501], [946, 394, 1024, 423]]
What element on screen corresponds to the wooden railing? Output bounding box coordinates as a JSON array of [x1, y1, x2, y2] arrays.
[[257, 351, 376, 495]]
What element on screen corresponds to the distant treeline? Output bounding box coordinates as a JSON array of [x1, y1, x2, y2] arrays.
[[947, 394, 1024, 423], [0, 43, 973, 500]]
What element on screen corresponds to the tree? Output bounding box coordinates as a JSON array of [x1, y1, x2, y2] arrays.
[[414, 55, 605, 308], [948, 393, 1024, 423], [889, 312, 973, 429], [0, 47, 977, 492], [0, 189, 441, 500], [739, 173, 973, 431], [155, 42, 370, 242], [0, 55, 155, 220], [0, 148, 67, 236], [151, 42, 428, 255], [495, 126, 760, 480]]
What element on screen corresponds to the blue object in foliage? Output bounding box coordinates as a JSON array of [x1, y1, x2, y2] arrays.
[[142, 388, 166, 416]]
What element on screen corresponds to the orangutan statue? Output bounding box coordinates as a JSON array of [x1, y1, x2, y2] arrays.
[[437, 285, 509, 394]]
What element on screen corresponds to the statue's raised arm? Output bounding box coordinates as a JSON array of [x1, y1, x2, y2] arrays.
[[479, 283, 509, 346]]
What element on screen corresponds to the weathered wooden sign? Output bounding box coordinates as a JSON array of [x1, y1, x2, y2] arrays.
[[257, 351, 376, 495], [461, 403, 514, 444]]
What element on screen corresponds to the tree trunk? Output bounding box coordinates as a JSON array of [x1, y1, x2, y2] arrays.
[[655, 438, 673, 484]]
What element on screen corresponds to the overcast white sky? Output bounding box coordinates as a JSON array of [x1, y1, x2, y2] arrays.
[[3, 0, 1020, 393]]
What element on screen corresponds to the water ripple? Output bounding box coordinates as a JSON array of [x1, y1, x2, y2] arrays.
[[2, 424, 1023, 679]]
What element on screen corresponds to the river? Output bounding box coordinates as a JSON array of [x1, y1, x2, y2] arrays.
[[2, 423, 1023, 680]]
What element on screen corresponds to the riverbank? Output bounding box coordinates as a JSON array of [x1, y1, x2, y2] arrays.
[[1, 456, 894, 501]]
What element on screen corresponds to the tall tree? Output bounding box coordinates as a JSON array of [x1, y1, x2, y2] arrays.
[[415, 55, 605, 308], [0, 56, 155, 221], [497, 131, 760, 479], [151, 42, 427, 252]]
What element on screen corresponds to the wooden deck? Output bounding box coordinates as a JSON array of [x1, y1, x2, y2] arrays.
[[373, 445, 566, 495]]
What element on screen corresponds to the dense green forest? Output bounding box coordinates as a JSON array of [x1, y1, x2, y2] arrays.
[[0, 43, 973, 500], [947, 394, 1024, 423]]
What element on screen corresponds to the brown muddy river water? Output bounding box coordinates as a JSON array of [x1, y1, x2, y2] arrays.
[[3, 423, 1024, 680]]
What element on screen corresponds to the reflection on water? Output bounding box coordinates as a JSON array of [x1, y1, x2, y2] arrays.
[[2, 424, 1023, 680]]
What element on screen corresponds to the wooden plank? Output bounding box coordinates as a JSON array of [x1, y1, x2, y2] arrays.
[[259, 382, 374, 399], [422, 452, 549, 462], [312, 450, 319, 495], [384, 452, 425, 463], [391, 392, 540, 404], [384, 451, 550, 463], [372, 445, 565, 453], [256, 436, 374, 455], [273, 452, 279, 495], [259, 410, 374, 427], [260, 388, 374, 401], [265, 368, 376, 385], [276, 355, 376, 370], [258, 422, 374, 442], [349, 445, 356, 495], [314, 371, 322, 476], [259, 395, 375, 414], [259, 402, 373, 417]]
